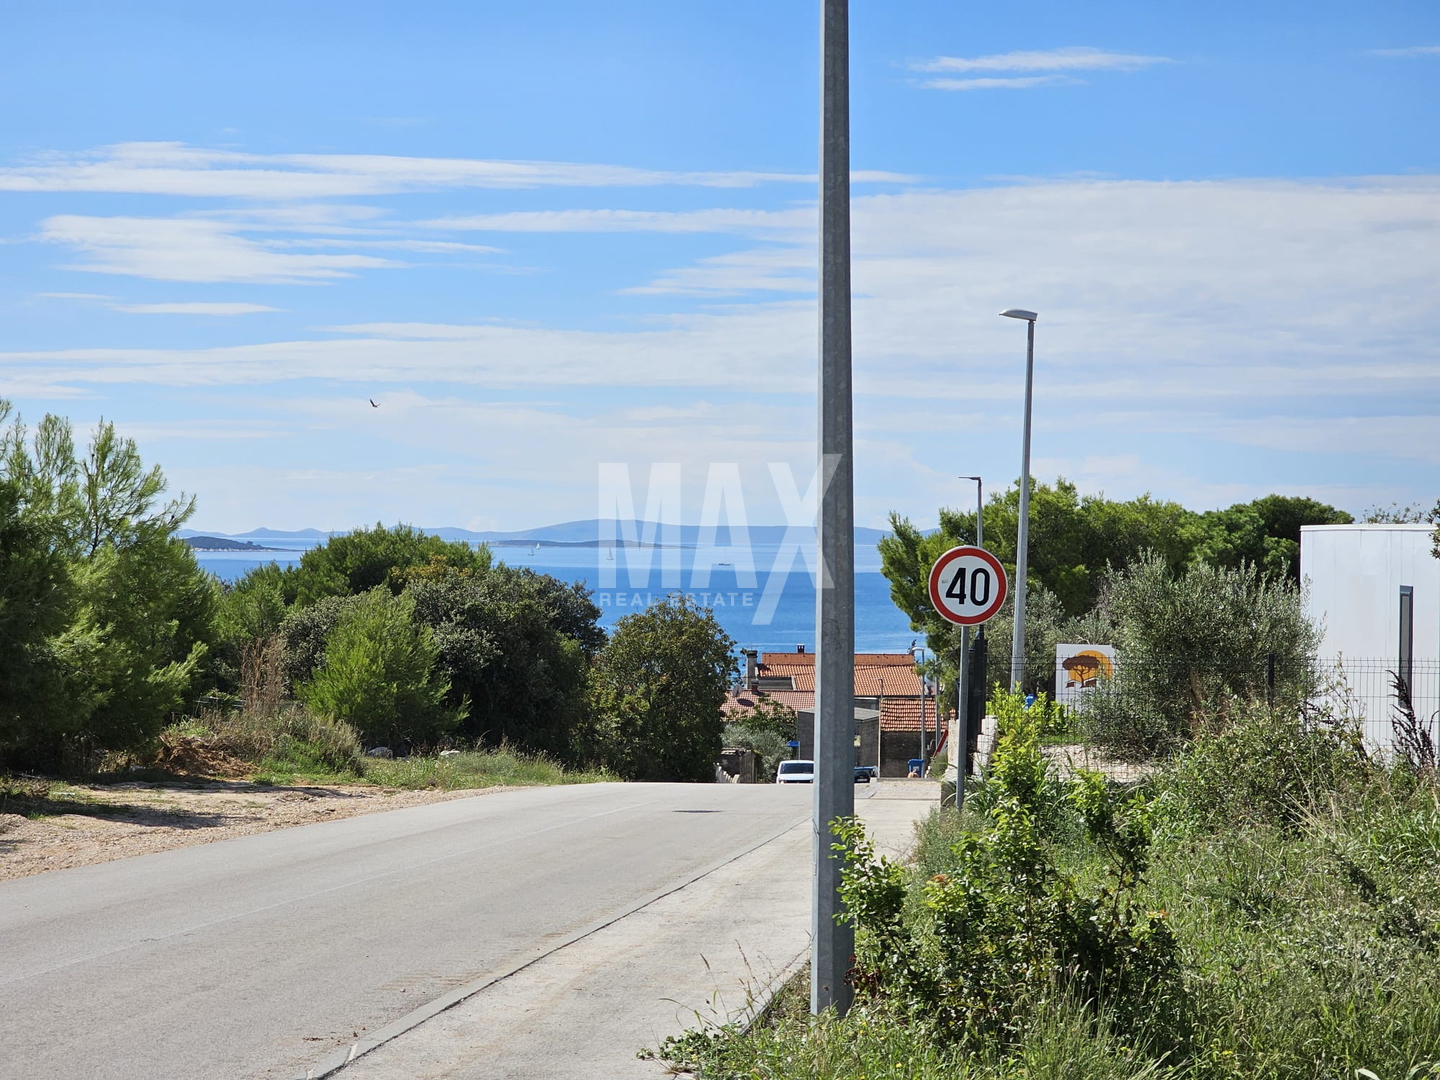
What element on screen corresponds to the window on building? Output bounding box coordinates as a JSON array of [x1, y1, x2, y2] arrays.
[[1398, 585, 1414, 701]]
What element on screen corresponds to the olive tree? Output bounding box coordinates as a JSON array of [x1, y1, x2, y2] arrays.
[[1079, 553, 1320, 760]]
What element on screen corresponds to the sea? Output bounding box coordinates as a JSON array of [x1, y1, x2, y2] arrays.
[[196, 536, 920, 654]]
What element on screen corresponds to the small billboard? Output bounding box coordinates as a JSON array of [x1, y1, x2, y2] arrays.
[[1054, 644, 1117, 706]]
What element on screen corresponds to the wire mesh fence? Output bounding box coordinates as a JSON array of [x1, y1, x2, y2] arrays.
[[1307, 657, 1440, 752], [1046, 654, 1440, 756]]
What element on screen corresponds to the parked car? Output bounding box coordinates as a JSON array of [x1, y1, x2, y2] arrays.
[[775, 759, 815, 784], [854, 767, 871, 784]]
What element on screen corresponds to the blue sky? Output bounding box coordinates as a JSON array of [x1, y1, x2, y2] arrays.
[[2, 1, 1437, 533]]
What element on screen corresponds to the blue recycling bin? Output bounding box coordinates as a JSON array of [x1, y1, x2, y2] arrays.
[[907, 758, 925, 776]]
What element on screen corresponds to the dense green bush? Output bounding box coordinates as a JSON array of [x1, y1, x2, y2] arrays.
[[290, 523, 492, 606], [0, 469, 74, 762], [296, 588, 464, 749], [406, 565, 596, 759], [588, 595, 735, 781], [1149, 705, 1371, 837], [202, 703, 364, 775], [836, 703, 1179, 1051], [279, 593, 364, 688]]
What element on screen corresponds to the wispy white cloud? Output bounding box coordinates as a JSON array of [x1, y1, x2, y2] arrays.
[[423, 207, 812, 237], [1367, 44, 1440, 58], [0, 142, 915, 198], [37, 291, 279, 316], [12, 176, 1440, 397], [33, 215, 514, 284], [12, 173, 1440, 526], [113, 301, 280, 316], [621, 248, 815, 296], [919, 75, 1075, 92], [915, 46, 1172, 75], [117, 419, 283, 441], [267, 238, 504, 254]]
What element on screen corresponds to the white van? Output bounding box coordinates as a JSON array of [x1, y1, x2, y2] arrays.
[[775, 759, 815, 784]]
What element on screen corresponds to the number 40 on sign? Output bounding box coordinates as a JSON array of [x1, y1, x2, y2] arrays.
[[928, 546, 1008, 626]]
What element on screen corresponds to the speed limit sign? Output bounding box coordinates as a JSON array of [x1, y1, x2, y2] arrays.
[[928, 546, 1008, 626]]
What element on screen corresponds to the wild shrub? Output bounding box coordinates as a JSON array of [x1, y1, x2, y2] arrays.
[[1149, 705, 1373, 838], [405, 564, 595, 759], [204, 702, 363, 775], [1390, 671, 1439, 775], [296, 588, 464, 751], [836, 703, 1179, 1051]]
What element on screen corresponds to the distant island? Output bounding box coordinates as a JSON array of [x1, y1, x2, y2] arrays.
[[179, 519, 893, 547], [183, 536, 283, 552]]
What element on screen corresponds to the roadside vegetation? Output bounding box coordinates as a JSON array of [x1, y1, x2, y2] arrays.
[[1, 399, 734, 790], [662, 496, 1440, 1078], [660, 692, 1440, 1078]]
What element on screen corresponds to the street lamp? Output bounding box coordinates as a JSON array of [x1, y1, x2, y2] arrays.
[[910, 639, 928, 761], [999, 309, 1037, 693], [813, 0, 855, 1019]]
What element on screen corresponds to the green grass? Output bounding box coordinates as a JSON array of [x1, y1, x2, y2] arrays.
[[247, 744, 614, 790], [662, 708, 1440, 1080], [153, 708, 614, 791], [360, 746, 615, 790]]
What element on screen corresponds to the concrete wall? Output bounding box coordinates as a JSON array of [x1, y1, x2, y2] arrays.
[[796, 709, 879, 771], [878, 735, 922, 778], [972, 715, 999, 774], [1301, 524, 1440, 747], [716, 747, 758, 783]]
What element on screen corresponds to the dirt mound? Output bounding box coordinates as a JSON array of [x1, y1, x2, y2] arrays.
[[154, 734, 252, 779]]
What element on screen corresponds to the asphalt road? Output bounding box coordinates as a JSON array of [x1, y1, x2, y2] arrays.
[[0, 782, 815, 1080]]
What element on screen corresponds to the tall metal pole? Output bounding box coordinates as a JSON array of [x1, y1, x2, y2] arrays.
[[813, 0, 855, 1018], [915, 647, 926, 762], [1010, 320, 1035, 692]]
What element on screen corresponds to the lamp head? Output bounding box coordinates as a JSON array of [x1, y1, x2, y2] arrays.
[[999, 308, 1038, 322]]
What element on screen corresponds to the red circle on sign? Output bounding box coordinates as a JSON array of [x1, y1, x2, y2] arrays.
[[927, 546, 1008, 626]]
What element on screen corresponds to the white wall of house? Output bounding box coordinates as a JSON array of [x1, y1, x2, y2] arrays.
[[1301, 524, 1440, 746]]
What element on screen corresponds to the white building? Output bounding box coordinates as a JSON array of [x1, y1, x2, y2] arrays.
[[1300, 524, 1439, 749]]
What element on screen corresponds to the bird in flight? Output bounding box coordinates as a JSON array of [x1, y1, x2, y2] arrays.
[[369, 399, 379, 408]]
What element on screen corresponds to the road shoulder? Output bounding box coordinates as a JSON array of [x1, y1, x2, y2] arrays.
[[329, 781, 936, 1080]]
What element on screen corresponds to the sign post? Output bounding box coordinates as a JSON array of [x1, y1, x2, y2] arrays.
[[929, 546, 1007, 810]]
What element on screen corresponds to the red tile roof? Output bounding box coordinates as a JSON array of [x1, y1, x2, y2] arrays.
[[728, 651, 929, 719], [880, 697, 946, 733], [853, 668, 923, 697], [721, 688, 816, 716], [760, 650, 918, 671]]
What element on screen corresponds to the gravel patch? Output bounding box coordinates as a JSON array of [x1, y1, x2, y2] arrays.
[[0, 781, 500, 882]]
